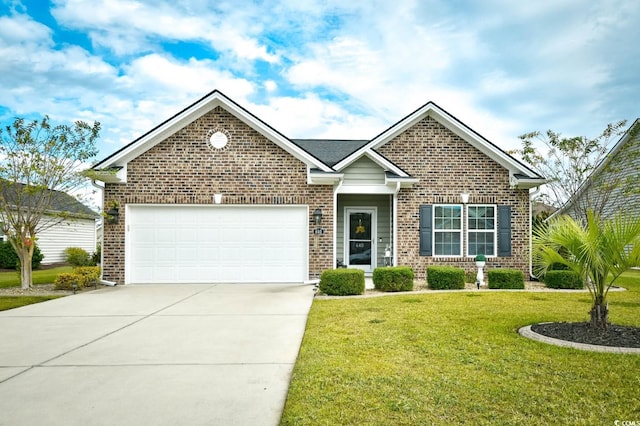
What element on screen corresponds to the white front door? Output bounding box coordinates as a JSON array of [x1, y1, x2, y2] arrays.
[[344, 208, 376, 273]]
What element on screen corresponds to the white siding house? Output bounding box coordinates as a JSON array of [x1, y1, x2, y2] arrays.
[[36, 216, 97, 264], [0, 181, 99, 265]]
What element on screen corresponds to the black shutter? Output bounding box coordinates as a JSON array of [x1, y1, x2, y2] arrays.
[[419, 205, 432, 256], [498, 205, 512, 257]]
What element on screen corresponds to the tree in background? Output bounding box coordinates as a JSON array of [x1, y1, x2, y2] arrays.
[[0, 116, 100, 289], [510, 121, 632, 221], [533, 210, 640, 329]]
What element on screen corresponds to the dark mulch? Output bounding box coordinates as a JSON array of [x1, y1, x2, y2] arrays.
[[531, 322, 640, 348]]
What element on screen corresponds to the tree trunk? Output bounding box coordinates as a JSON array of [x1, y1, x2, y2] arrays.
[[589, 297, 609, 329], [18, 246, 33, 290]]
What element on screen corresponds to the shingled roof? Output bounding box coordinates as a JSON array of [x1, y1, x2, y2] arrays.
[[291, 139, 369, 167], [0, 181, 98, 219]]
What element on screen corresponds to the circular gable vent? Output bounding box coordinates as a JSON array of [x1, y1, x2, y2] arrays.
[[209, 131, 228, 149]]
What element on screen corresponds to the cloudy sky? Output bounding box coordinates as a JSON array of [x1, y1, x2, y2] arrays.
[[1, 0, 639, 165]]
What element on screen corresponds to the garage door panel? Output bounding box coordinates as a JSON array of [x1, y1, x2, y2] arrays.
[[127, 206, 308, 284]]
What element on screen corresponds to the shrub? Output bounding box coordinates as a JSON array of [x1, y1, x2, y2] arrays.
[[73, 266, 101, 287], [488, 269, 525, 289], [64, 247, 91, 267], [0, 241, 44, 269], [319, 269, 365, 296], [373, 266, 414, 292], [91, 244, 101, 265], [53, 272, 82, 290], [427, 266, 465, 290], [544, 270, 583, 289]]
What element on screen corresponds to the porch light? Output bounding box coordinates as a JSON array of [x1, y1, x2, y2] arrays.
[[460, 193, 470, 204], [313, 208, 323, 226]]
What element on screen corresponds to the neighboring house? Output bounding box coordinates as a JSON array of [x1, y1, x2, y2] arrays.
[[91, 90, 545, 285], [557, 118, 640, 222], [0, 182, 99, 264]]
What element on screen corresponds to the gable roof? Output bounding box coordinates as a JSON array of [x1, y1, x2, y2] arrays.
[[93, 90, 332, 181], [333, 101, 545, 189], [0, 181, 98, 219], [555, 118, 640, 216], [92, 90, 545, 189]]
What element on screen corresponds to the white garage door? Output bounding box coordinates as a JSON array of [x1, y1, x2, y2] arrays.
[[126, 205, 308, 284]]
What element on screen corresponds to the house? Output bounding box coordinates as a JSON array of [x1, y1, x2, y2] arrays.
[[91, 90, 545, 285], [556, 119, 640, 222], [0, 182, 99, 264]]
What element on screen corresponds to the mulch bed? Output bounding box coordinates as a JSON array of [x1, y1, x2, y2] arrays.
[[531, 322, 640, 348]]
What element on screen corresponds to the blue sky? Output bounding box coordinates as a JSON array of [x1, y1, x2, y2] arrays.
[[1, 0, 639, 165]]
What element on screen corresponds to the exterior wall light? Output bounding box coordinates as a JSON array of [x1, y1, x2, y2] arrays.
[[313, 208, 323, 226], [460, 193, 470, 204], [214, 194, 223, 204]]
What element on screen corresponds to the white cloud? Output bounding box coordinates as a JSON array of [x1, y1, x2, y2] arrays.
[[51, 0, 278, 62]]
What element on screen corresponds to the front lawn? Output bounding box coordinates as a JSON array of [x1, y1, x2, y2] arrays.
[[282, 270, 640, 425], [0, 295, 63, 311], [0, 266, 73, 288]]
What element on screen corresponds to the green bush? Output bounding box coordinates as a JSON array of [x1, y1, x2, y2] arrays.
[[544, 270, 583, 289], [64, 247, 91, 267], [0, 241, 44, 269], [53, 272, 82, 290], [319, 269, 365, 296], [427, 266, 465, 290], [373, 266, 414, 292], [488, 269, 525, 289], [73, 266, 101, 287], [91, 244, 101, 265]]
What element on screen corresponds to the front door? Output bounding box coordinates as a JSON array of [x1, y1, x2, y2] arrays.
[[345, 208, 376, 273]]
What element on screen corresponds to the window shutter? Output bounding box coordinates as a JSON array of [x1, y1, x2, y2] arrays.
[[419, 205, 432, 256], [498, 205, 512, 257]]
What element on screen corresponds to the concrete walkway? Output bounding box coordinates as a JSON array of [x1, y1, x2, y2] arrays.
[[0, 284, 315, 426]]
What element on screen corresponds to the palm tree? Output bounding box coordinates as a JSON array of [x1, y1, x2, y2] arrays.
[[533, 210, 640, 329]]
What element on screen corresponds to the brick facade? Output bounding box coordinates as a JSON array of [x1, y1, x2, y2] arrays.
[[378, 116, 531, 280], [102, 106, 333, 284]]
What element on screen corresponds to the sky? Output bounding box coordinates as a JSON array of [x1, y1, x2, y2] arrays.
[[1, 0, 639, 197]]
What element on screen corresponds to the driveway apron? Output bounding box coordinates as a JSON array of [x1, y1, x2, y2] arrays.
[[0, 283, 315, 426]]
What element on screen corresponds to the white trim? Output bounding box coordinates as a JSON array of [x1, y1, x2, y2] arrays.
[[344, 207, 377, 273], [334, 102, 544, 184], [94, 91, 332, 178], [432, 204, 463, 258], [336, 185, 399, 194], [465, 204, 497, 258]]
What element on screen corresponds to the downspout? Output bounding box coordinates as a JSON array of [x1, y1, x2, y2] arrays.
[[91, 179, 116, 287], [529, 186, 541, 280], [393, 182, 401, 266], [333, 178, 344, 270]]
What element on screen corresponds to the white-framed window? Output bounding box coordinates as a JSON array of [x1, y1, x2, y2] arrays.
[[467, 205, 496, 257], [433, 204, 462, 256]]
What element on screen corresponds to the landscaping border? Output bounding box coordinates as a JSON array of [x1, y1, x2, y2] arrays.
[[518, 324, 640, 354]]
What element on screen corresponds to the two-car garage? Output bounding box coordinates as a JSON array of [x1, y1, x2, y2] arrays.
[[125, 205, 309, 284]]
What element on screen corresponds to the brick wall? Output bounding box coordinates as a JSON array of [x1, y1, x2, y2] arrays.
[[378, 116, 531, 280], [102, 106, 333, 284]]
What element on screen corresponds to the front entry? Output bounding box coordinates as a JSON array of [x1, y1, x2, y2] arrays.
[[344, 208, 376, 273]]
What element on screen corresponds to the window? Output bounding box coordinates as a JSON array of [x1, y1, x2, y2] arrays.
[[467, 205, 496, 256], [433, 205, 462, 256]]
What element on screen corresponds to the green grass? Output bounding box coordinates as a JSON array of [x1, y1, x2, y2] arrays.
[[282, 269, 640, 425], [0, 295, 63, 311], [0, 266, 73, 288]]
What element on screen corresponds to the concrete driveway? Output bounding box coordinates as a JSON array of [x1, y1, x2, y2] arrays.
[[0, 284, 315, 426]]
